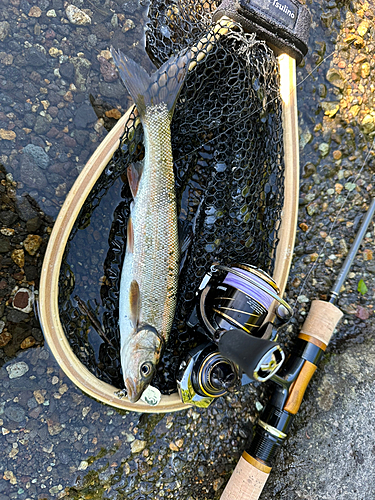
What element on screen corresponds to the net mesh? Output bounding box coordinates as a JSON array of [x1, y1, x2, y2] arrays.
[[58, 0, 285, 394]]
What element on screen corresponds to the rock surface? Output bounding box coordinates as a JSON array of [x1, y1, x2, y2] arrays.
[[65, 5, 92, 25]]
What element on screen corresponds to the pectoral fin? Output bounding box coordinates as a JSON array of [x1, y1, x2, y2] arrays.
[[129, 279, 140, 329]]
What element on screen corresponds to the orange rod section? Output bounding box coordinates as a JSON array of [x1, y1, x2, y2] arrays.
[[298, 332, 327, 351], [243, 451, 272, 474], [284, 360, 317, 415]]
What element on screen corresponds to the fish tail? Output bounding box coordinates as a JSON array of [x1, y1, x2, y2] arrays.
[[111, 47, 190, 119]]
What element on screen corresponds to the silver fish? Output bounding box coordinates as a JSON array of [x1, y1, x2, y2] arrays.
[[111, 48, 190, 403]]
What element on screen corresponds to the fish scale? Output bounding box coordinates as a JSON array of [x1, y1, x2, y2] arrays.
[[131, 103, 179, 334]]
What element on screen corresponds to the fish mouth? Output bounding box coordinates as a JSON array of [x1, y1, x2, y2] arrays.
[[125, 377, 141, 403]]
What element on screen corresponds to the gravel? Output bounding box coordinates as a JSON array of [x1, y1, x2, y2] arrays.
[[22, 144, 50, 170]]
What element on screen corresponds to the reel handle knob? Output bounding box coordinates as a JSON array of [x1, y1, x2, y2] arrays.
[[218, 329, 284, 382]]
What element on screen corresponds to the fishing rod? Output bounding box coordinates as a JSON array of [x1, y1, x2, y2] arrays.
[[218, 197, 375, 499]]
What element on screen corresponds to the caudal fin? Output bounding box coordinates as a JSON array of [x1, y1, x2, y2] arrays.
[[111, 48, 190, 119]]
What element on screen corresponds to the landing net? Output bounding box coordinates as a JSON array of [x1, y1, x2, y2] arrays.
[[59, 0, 285, 393]]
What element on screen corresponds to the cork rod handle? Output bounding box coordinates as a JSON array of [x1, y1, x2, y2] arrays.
[[220, 300, 343, 499], [220, 454, 271, 500], [299, 300, 343, 347]]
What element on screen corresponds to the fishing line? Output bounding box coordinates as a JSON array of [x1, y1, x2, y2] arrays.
[[168, 26, 373, 309], [292, 14, 375, 304], [293, 136, 375, 310], [115, 6, 374, 320], [291, 11, 375, 305]]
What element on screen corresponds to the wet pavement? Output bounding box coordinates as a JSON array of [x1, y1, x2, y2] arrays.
[[0, 0, 375, 498]]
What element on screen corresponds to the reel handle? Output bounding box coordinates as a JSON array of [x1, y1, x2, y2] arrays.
[[218, 329, 284, 382]]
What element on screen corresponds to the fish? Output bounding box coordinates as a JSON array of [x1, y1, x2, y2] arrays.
[[111, 47, 190, 403]]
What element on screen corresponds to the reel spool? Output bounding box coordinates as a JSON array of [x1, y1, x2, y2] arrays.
[[177, 343, 240, 407], [197, 263, 293, 340], [191, 344, 239, 397]]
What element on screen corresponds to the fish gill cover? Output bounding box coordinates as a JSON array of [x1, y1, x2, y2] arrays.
[[58, 0, 285, 395]]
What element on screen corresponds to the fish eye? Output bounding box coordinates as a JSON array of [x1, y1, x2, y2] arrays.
[[140, 362, 154, 378]]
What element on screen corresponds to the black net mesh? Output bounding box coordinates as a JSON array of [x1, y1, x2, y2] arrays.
[[58, 0, 285, 394]]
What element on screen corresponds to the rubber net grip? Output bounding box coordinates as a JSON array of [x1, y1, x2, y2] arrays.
[[220, 455, 270, 500], [300, 300, 343, 347]]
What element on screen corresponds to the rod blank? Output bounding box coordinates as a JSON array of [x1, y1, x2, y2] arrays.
[[330, 198, 375, 303]]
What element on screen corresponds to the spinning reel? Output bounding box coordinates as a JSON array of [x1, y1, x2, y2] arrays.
[[176, 264, 293, 407]]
